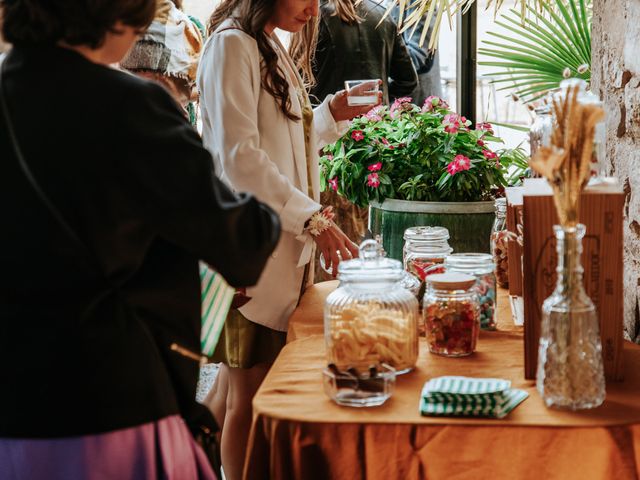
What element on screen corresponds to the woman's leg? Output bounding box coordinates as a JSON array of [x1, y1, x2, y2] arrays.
[[221, 363, 270, 480]]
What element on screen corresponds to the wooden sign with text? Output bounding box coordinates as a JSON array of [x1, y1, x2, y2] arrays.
[[522, 179, 624, 381]]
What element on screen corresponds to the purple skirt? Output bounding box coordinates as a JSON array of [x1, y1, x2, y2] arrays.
[[0, 415, 216, 480]]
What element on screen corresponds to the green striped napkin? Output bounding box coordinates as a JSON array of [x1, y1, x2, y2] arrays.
[[420, 376, 529, 419], [200, 262, 235, 357]]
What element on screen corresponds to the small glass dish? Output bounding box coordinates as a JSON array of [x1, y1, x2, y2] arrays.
[[344, 79, 380, 106], [322, 363, 395, 407]]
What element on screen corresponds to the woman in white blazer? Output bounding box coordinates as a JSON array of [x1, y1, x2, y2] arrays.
[[197, 0, 379, 477]]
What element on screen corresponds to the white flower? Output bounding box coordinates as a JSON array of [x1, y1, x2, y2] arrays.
[[307, 211, 332, 236], [563, 67, 572, 78]]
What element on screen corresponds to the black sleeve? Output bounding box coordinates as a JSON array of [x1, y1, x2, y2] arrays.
[[388, 25, 419, 100], [119, 80, 280, 287], [389, 28, 418, 99]]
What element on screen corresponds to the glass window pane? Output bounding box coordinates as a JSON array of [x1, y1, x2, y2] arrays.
[[476, 0, 530, 152]]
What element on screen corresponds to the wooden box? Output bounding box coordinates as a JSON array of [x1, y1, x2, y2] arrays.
[[522, 178, 625, 381]]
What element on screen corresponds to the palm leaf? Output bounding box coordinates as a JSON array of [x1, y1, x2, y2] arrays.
[[385, 0, 558, 50], [479, 0, 591, 103]]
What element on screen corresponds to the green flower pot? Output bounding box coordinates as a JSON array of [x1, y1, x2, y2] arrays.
[[368, 199, 495, 261]]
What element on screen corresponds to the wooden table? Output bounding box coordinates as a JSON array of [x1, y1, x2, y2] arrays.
[[245, 282, 640, 480]]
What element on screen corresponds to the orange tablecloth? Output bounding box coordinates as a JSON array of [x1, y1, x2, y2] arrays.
[[246, 282, 640, 480]]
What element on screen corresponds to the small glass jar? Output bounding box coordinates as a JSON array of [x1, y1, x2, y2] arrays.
[[325, 240, 419, 374], [529, 105, 553, 175], [403, 226, 452, 281], [423, 273, 480, 357], [490, 198, 509, 288], [445, 253, 497, 330]]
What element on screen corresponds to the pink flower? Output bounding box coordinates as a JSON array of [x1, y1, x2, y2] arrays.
[[444, 123, 459, 134], [422, 95, 449, 112], [390, 96, 413, 117], [367, 172, 381, 188], [391, 97, 412, 109], [477, 139, 485, 147], [443, 113, 471, 133], [365, 106, 384, 122], [446, 162, 460, 175], [367, 162, 382, 172], [482, 150, 498, 160], [455, 154, 471, 169], [328, 176, 339, 192], [351, 130, 365, 141], [443, 113, 461, 134], [476, 122, 494, 135], [446, 154, 471, 175], [379, 137, 395, 150], [325, 153, 334, 161]]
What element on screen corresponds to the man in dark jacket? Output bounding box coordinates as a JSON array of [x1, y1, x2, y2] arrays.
[[311, 0, 418, 105]]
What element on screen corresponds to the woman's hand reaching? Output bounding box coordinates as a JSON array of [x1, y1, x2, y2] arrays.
[[314, 221, 359, 278]]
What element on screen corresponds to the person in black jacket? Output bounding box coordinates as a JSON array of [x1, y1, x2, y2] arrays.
[[311, 0, 418, 105], [390, 2, 443, 106], [0, 1, 279, 478]]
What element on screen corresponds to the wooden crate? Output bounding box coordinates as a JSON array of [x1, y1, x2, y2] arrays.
[[522, 178, 625, 381]]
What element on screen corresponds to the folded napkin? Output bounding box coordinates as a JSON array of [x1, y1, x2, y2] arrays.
[[420, 376, 529, 419]]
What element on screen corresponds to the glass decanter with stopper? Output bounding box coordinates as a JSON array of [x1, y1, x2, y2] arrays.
[[536, 224, 606, 410]]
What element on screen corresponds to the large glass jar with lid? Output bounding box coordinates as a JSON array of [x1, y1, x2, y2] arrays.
[[444, 253, 497, 330], [490, 198, 509, 288], [423, 273, 480, 357], [325, 240, 419, 374], [403, 226, 452, 281]]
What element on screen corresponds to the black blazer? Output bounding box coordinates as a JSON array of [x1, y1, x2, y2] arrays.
[[311, 0, 418, 105], [0, 46, 280, 437]]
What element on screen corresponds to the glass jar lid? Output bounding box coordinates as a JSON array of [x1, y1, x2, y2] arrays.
[[338, 239, 403, 282], [445, 253, 494, 273], [403, 226, 450, 243], [426, 272, 476, 291]]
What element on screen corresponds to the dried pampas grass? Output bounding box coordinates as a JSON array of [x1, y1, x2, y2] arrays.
[[529, 85, 605, 227]]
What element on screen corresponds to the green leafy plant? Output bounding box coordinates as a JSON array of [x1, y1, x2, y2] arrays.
[[320, 97, 528, 208], [479, 0, 592, 103]]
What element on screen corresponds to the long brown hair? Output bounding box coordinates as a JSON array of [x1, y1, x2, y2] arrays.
[[330, 0, 361, 24], [208, 0, 318, 120]]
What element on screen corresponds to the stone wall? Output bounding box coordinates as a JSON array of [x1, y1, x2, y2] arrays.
[[592, 0, 640, 342]]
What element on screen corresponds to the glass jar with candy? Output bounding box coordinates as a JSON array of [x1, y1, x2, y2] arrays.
[[325, 240, 419, 375], [423, 273, 480, 357], [444, 253, 497, 330], [490, 197, 510, 288], [403, 226, 452, 281]]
